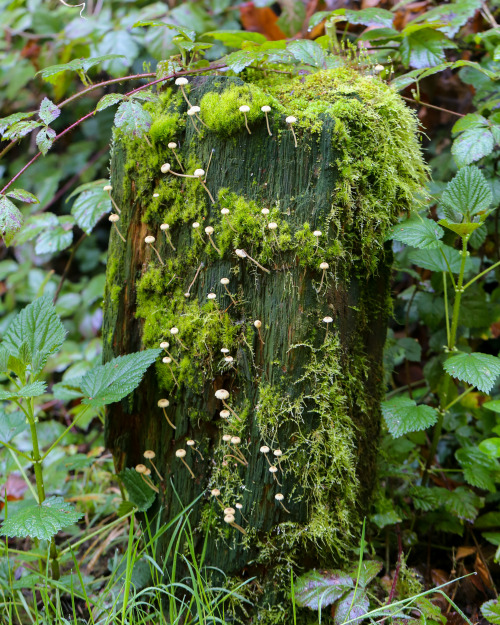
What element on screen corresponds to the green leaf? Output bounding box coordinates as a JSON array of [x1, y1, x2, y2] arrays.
[[132, 20, 196, 42], [382, 397, 438, 438], [2, 297, 66, 372], [3, 120, 43, 141], [483, 400, 500, 413], [12, 212, 58, 246], [205, 30, 266, 48], [437, 219, 483, 236], [0, 196, 23, 246], [293, 569, 352, 609], [441, 166, 492, 222], [347, 561, 383, 588], [38, 97, 60, 125], [481, 600, 500, 625], [452, 112, 489, 134], [456, 447, 500, 492], [0, 496, 83, 540], [288, 40, 326, 68], [0, 112, 36, 136], [452, 127, 495, 166], [81, 349, 161, 408], [35, 224, 73, 255], [119, 468, 156, 512], [388, 216, 443, 249], [476, 512, 500, 528], [114, 101, 152, 139], [0, 381, 47, 400], [444, 352, 500, 393], [400, 28, 454, 69], [37, 55, 126, 83], [5, 189, 39, 204], [408, 243, 468, 273], [443, 486, 481, 522], [334, 589, 370, 625], [478, 438, 500, 459], [413, 0, 482, 38], [36, 127, 56, 156], [95, 93, 125, 112], [70, 182, 111, 235], [344, 7, 394, 28], [0, 411, 27, 443]]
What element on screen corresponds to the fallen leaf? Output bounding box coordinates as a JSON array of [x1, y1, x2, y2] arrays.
[[239, 2, 287, 40]]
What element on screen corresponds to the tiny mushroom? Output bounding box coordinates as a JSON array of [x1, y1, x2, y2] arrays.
[[220, 409, 231, 419], [207, 292, 217, 300], [323, 316, 334, 339], [259, 445, 272, 466], [162, 356, 179, 386], [159, 341, 179, 366], [211, 488, 223, 506], [221, 207, 236, 232], [254, 319, 264, 345], [175, 76, 191, 107], [224, 512, 246, 535], [235, 502, 249, 522], [204, 225, 221, 253], [220, 277, 237, 305], [135, 463, 159, 492], [160, 223, 176, 251], [268, 221, 278, 243], [239, 105, 251, 134], [374, 63, 385, 74], [230, 436, 248, 465], [144, 450, 163, 481], [235, 248, 270, 274], [187, 106, 201, 135], [187, 439, 204, 460], [275, 493, 290, 513], [170, 326, 188, 349], [215, 389, 241, 422], [188, 104, 208, 128], [285, 115, 298, 148], [144, 235, 165, 266], [269, 465, 282, 485], [158, 398, 176, 429], [319, 261, 329, 290], [168, 141, 184, 171], [103, 184, 121, 214], [313, 230, 322, 248], [261, 105, 272, 136], [175, 448, 195, 479], [108, 214, 125, 243]]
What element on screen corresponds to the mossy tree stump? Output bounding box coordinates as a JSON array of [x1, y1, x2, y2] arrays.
[[103, 68, 426, 622]]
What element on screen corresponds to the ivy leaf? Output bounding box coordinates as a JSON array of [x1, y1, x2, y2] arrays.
[[388, 216, 443, 249], [288, 40, 326, 69], [95, 93, 125, 113], [481, 600, 500, 624], [334, 589, 370, 625], [452, 127, 495, 166], [2, 120, 43, 141], [36, 127, 57, 156], [38, 97, 60, 125], [0, 381, 47, 400], [5, 189, 39, 204], [81, 349, 161, 408], [2, 296, 66, 372], [0, 496, 83, 540], [0, 411, 28, 443], [119, 467, 156, 512], [293, 569, 353, 609], [381, 397, 438, 438], [400, 27, 454, 69], [114, 101, 152, 139], [444, 352, 500, 393], [0, 196, 23, 246], [70, 181, 111, 235]]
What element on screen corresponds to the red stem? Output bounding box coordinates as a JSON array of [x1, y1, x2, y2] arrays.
[[387, 524, 403, 605]]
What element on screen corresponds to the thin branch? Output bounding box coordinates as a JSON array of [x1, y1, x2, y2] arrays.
[[401, 96, 465, 118], [53, 233, 87, 303]]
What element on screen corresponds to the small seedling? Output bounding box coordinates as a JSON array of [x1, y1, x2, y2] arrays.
[[108, 214, 126, 243], [158, 398, 176, 429], [286, 115, 298, 147], [144, 235, 165, 266], [175, 449, 195, 479], [239, 105, 251, 134], [160, 223, 176, 251], [261, 105, 272, 136]]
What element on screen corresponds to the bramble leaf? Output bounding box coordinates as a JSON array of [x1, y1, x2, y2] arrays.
[[35, 222, 73, 255], [388, 216, 443, 249], [81, 349, 161, 407], [288, 40, 326, 68], [2, 120, 43, 141], [114, 101, 152, 139], [444, 352, 500, 393], [0, 112, 36, 136], [400, 28, 454, 69], [334, 589, 369, 625], [0, 496, 83, 540], [452, 127, 495, 166], [381, 397, 438, 437], [294, 569, 352, 609], [36, 127, 57, 156], [95, 93, 125, 113], [38, 97, 60, 125], [70, 181, 111, 235], [0, 196, 23, 246], [37, 55, 126, 83], [481, 600, 500, 625], [5, 189, 39, 204]]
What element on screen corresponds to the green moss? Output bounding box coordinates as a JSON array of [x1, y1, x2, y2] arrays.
[[149, 112, 181, 144]]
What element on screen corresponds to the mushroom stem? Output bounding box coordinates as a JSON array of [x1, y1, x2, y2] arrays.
[[278, 500, 290, 513], [271, 472, 282, 486], [230, 521, 247, 535], [162, 229, 176, 251], [204, 150, 214, 181], [223, 454, 248, 467], [208, 233, 221, 254], [105, 189, 121, 214], [171, 148, 184, 172], [200, 180, 215, 204], [141, 474, 159, 493], [161, 406, 176, 430], [242, 111, 251, 134], [112, 222, 126, 243], [319, 269, 327, 291], [264, 110, 272, 136], [223, 285, 237, 306], [186, 262, 204, 297], [230, 445, 248, 465], [189, 116, 201, 136], [179, 457, 195, 479], [179, 84, 192, 108], [173, 335, 188, 350], [223, 399, 242, 422], [148, 459, 164, 481], [195, 111, 208, 128], [236, 249, 270, 274], [288, 124, 297, 148]]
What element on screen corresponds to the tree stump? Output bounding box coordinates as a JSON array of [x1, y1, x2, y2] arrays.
[[103, 67, 426, 622]]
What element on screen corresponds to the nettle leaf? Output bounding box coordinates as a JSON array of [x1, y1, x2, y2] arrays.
[[408, 243, 471, 273], [444, 352, 500, 393], [452, 127, 495, 166], [438, 219, 483, 237], [382, 397, 438, 438], [334, 589, 370, 625], [294, 569, 352, 609], [0, 381, 47, 400], [2, 296, 66, 370], [288, 40, 326, 69], [482, 600, 500, 624], [0, 196, 23, 246], [205, 30, 267, 48], [95, 93, 125, 113], [38, 97, 60, 125], [119, 467, 157, 511], [456, 447, 500, 492], [400, 28, 454, 69], [5, 189, 39, 204], [114, 101, 152, 139], [36, 127, 57, 156], [443, 487, 481, 522], [0, 112, 35, 136], [388, 216, 443, 249], [70, 182, 111, 235], [81, 349, 161, 408], [0, 496, 83, 540], [0, 411, 27, 443], [3, 120, 43, 141]]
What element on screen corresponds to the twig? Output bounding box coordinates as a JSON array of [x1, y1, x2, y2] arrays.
[[52, 233, 87, 303], [401, 96, 465, 118]]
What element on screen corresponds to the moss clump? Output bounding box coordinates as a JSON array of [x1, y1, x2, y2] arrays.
[[149, 112, 182, 144]]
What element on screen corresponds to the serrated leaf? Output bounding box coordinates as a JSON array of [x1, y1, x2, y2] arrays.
[[114, 101, 152, 139], [294, 569, 353, 609], [70, 185, 111, 235], [37, 55, 126, 82], [456, 447, 499, 492], [414, 0, 481, 38], [438, 219, 483, 236], [288, 40, 326, 68], [452, 127, 495, 166], [2, 297, 66, 372], [452, 113, 489, 134], [0, 411, 27, 443], [400, 28, 454, 69], [382, 397, 438, 438], [81, 349, 161, 408], [119, 468, 156, 512], [12, 212, 59, 245], [0, 196, 23, 246], [5, 189, 39, 204], [38, 97, 60, 125], [0, 112, 36, 136], [388, 217, 443, 249], [118, 500, 137, 517], [408, 243, 469, 273], [344, 7, 394, 28], [481, 600, 500, 625], [0, 496, 83, 540], [444, 352, 500, 393], [95, 93, 125, 112], [443, 487, 481, 522], [36, 127, 56, 156], [3, 120, 43, 141], [132, 20, 196, 42], [35, 225, 73, 255], [334, 589, 370, 625], [52, 380, 83, 402], [0, 381, 47, 400], [205, 30, 266, 48]]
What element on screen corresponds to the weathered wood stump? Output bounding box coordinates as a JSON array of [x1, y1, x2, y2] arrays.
[[103, 67, 426, 622]]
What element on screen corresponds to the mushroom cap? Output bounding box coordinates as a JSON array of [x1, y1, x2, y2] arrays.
[[170, 327, 179, 334], [144, 468, 152, 476], [161, 163, 171, 173], [175, 449, 186, 458], [230, 436, 241, 445], [160, 341, 169, 349], [204, 226, 214, 234], [103, 184, 113, 191], [286, 115, 297, 124], [207, 293, 216, 300], [224, 507, 235, 515], [215, 389, 230, 400], [224, 514, 235, 523], [222, 434, 231, 442], [260, 445, 270, 453], [313, 230, 322, 237], [190, 105, 201, 113], [235, 503, 243, 509], [158, 399, 169, 408], [239, 105, 250, 113], [144, 450, 156, 459], [275, 493, 284, 501], [269, 465, 278, 473], [153, 193, 160, 198], [192, 222, 200, 228], [109, 214, 119, 223], [220, 409, 230, 418], [320, 262, 329, 270], [323, 316, 333, 323], [194, 168, 205, 178], [135, 463, 147, 473], [224, 356, 233, 362], [175, 77, 188, 85], [145, 236, 156, 244], [268, 222, 278, 230], [168, 142, 177, 149], [211, 488, 220, 496], [220, 278, 229, 285], [221, 348, 229, 353], [221, 208, 230, 215], [374, 64, 385, 72], [261, 105, 271, 112], [162, 357, 172, 364], [186, 439, 195, 446], [184, 292, 191, 298], [235, 249, 247, 258], [261, 208, 270, 215], [160, 223, 170, 230], [273, 449, 283, 457], [254, 320, 262, 328]]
